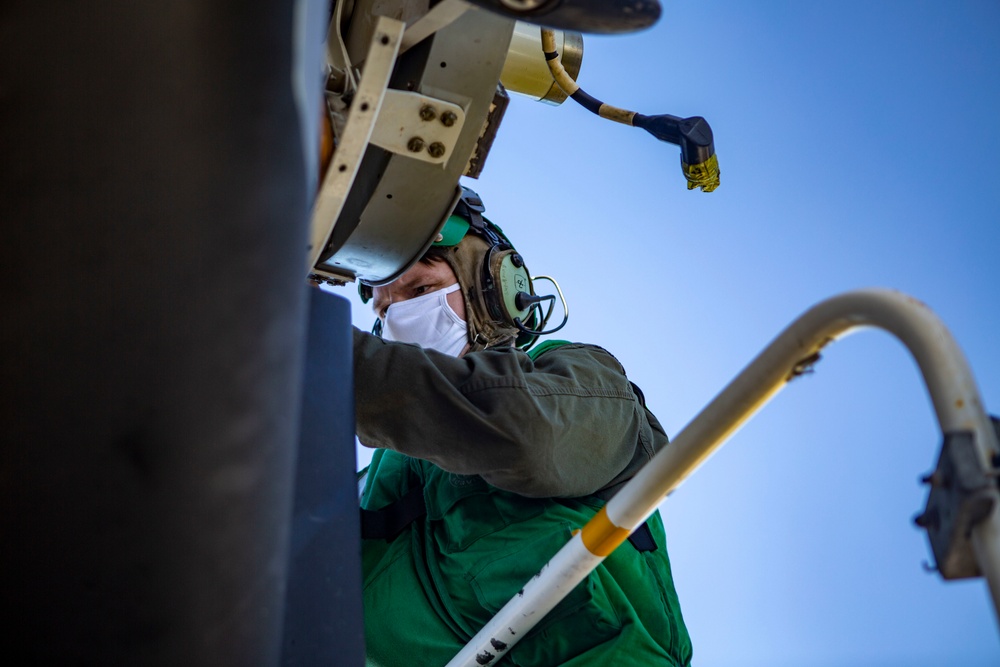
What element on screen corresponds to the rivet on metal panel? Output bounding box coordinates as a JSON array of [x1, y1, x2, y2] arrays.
[[419, 105, 437, 121], [428, 142, 446, 158], [441, 111, 458, 127], [407, 137, 425, 152]]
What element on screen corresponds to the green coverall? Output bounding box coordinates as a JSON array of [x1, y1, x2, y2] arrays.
[[354, 329, 692, 666]]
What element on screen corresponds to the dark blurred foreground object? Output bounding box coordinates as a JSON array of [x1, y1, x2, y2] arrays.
[[2, 0, 360, 664], [282, 289, 363, 666], [465, 0, 661, 33]]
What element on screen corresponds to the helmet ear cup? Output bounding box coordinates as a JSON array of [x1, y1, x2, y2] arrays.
[[494, 250, 533, 325], [482, 247, 533, 327]]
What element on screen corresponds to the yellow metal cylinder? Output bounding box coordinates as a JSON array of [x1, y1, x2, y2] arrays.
[[500, 22, 583, 105]]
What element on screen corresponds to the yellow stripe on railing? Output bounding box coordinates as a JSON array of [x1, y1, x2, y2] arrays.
[[580, 507, 630, 557]]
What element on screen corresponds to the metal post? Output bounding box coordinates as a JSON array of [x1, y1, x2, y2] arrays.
[[446, 288, 1000, 667]]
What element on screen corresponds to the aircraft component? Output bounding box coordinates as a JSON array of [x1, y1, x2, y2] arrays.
[[3, 1, 332, 663], [312, 1, 516, 285], [541, 28, 720, 192], [308, 15, 405, 273], [281, 290, 362, 666], [916, 422, 1000, 579], [501, 22, 583, 105], [369, 90, 467, 164], [399, 0, 473, 54], [463, 0, 661, 34]]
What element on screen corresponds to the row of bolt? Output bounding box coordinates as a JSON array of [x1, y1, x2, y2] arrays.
[[408, 105, 456, 158], [420, 105, 457, 126], [407, 136, 446, 158]]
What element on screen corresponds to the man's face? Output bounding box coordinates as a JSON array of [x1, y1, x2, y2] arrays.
[[372, 258, 466, 324]]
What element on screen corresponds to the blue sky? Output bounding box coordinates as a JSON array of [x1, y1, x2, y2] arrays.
[[342, 2, 1000, 664]]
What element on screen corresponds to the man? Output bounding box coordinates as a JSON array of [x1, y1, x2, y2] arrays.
[[353, 188, 692, 666]]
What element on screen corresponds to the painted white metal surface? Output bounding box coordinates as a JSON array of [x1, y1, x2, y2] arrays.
[[447, 288, 1000, 666], [369, 90, 466, 165], [445, 533, 602, 667], [399, 0, 471, 54], [606, 290, 998, 527], [307, 16, 403, 273]]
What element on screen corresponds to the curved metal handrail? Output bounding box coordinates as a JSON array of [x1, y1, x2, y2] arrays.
[[446, 288, 1000, 667]]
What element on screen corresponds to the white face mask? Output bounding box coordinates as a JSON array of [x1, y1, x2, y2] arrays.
[[382, 283, 468, 357]]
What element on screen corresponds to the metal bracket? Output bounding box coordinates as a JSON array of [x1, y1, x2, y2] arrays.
[[399, 0, 471, 54], [369, 90, 467, 165], [915, 426, 1000, 579], [307, 15, 403, 272]]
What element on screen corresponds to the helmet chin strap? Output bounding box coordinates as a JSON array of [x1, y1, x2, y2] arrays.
[[465, 295, 516, 351], [467, 327, 515, 352]]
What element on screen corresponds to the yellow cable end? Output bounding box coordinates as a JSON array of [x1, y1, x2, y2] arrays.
[[682, 154, 720, 192]]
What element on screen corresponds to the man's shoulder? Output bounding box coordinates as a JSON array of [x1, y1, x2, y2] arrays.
[[526, 339, 627, 374], [525, 339, 573, 360]]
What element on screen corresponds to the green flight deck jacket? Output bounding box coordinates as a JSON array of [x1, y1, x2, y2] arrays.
[[354, 329, 692, 666]]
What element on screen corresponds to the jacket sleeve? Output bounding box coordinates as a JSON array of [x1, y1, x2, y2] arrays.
[[353, 327, 658, 498]]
